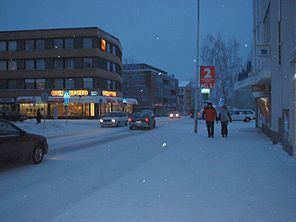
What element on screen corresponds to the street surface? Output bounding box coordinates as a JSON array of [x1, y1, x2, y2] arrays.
[[1, 118, 296, 222]]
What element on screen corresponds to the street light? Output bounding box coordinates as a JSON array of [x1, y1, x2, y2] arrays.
[[194, 0, 200, 134]]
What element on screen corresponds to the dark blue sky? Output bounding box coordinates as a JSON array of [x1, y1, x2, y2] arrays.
[[0, 0, 252, 81]]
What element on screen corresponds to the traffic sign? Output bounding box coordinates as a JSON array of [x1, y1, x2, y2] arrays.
[[200, 66, 215, 88]]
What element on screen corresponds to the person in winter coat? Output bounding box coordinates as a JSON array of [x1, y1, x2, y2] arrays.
[[218, 105, 232, 137], [202, 103, 218, 137], [36, 109, 42, 124]]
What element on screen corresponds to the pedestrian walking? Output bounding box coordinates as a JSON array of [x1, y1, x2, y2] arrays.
[[202, 102, 218, 137], [218, 105, 232, 137], [36, 109, 42, 124]]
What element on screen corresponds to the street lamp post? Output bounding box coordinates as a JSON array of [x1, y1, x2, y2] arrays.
[[194, 0, 200, 133]]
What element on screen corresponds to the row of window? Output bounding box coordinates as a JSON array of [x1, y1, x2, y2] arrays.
[[0, 78, 119, 91], [0, 58, 121, 74], [0, 37, 121, 57]]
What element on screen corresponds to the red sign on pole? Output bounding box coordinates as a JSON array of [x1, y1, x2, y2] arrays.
[[200, 66, 215, 88]]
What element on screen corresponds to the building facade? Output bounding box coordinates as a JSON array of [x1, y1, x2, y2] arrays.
[[177, 81, 193, 114], [122, 64, 178, 115], [0, 27, 137, 118], [235, 0, 296, 157]]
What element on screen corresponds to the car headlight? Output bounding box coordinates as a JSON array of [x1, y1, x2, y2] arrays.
[[176, 114, 179, 117], [170, 114, 173, 117], [100, 119, 103, 123], [112, 119, 116, 123]]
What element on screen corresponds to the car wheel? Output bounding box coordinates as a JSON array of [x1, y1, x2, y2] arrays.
[[32, 146, 44, 164], [244, 117, 251, 122]]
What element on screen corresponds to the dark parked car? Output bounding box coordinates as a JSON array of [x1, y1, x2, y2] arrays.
[[129, 112, 156, 130], [0, 111, 27, 122], [0, 119, 48, 164]]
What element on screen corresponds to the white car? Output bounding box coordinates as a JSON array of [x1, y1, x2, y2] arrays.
[[99, 111, 128, 127], [230, 109, 256, 122]]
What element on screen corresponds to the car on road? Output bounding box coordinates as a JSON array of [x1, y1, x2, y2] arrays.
[[230, 109, 256, 122], [0, 111, 27, 122], [169, 111, 181, 119], [0, 119, 48, 164], [129, 112, 156, 130], [99, 111, 128, 127]]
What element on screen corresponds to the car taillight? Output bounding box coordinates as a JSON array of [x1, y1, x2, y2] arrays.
[[145, 117, 149, 123], [128, 118, 132, 122]]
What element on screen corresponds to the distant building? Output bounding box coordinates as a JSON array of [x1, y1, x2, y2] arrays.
[[235, 0, 296, 157], [177, 81, 193, 114], [0, 27, 138, 118], [122, 63, 178, 115]]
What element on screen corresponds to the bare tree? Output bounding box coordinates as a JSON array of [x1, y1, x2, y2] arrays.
[[201, 33, 242, 106]]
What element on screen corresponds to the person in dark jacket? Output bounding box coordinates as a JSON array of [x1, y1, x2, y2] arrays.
[[218, 105, 232, 137], [36, 109, 42, 124], [202, 103, 218, 137]]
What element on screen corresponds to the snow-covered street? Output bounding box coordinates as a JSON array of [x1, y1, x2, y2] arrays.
[[1, 117, 296, 222]]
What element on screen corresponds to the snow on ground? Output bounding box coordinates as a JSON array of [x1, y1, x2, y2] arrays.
[[1, 118, 296, 222]]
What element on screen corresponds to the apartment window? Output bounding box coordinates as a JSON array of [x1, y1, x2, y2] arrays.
[[0, 80, 6, 89], [112, 81, 116, 90], [65, 38, 74, 48], [36, 79, 45, 90], [65, 58, 74, 69], [54, 58, 64, 69], [0, 41, 6, 51], [107, 43, 111, 53], [107, 61, 111, 71], [54, 39, 64, 49], [8, 80, 17, 89], [65, 78, 75, 89], [83, 58, 93, 68], [8, 60, 17, 70], [112, 46, 117, 56], [0, 60, 7, 70], [107, 80, 112, 90], [263, 5, 271, 43], [25, 79, 35, 89], [83, 78, 93, 89], [112, 63, 116, 73], [54, 79, 64, 89], [83, 38, 92, 48], [25, 40, 34, 51], [25, 59, 35, 70], [8, 41, 17, 51], [36, 59, 45, 70], [36, 40, 45, 50]]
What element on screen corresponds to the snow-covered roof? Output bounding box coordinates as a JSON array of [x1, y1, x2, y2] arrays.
[[179, 81, 191, 88]]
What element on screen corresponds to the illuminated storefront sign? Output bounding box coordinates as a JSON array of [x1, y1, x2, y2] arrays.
[[102, 90, 117, 97], [101, 39, 107, 52], [51, 90, 89, 97]]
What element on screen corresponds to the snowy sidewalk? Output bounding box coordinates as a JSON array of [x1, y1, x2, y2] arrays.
[[51, 120, 296, 222]]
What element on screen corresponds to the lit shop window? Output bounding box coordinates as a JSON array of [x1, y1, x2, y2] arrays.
[[101, 39, 106, 51]]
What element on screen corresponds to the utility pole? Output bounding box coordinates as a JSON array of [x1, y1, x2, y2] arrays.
[[194, 0, 200, 133]]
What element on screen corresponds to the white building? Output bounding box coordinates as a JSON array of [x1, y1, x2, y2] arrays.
[[235, 0, 296, 157]]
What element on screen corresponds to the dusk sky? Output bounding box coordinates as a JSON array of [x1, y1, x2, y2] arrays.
[[0, 0, 253, 81]]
